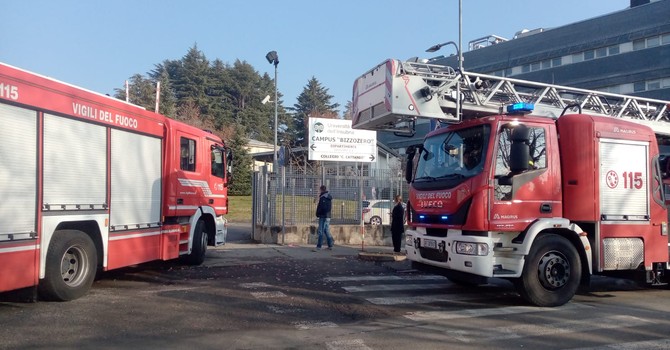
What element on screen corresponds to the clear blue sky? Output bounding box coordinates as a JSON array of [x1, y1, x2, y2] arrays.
[[1, 0, 630, 114]]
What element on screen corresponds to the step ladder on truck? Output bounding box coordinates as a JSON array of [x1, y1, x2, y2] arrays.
[[352, 58, 670, 306]]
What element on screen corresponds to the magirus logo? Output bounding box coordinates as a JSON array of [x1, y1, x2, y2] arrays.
[[493, 213, 518, 220]]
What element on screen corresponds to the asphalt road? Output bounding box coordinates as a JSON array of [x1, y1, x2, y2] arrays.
[[1, 223, 669, 350]]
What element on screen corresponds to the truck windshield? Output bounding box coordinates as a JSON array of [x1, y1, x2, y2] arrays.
[[414, 124, 491, 186]]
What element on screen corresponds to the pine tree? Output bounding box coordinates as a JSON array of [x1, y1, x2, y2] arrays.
[[113, 74, 155, 110], [227, 127, 253, 195], [291, 77, 340, 146], [150, 62, 178, 118], [172, 44, 211, 123], [207, 58, 234, 130], [342, 100, 353, 120]]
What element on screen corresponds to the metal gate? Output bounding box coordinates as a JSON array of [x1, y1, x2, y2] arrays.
[[251, 165, 408, 236]]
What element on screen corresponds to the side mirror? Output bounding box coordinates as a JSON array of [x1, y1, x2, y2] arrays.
[[405, 154, 414, 184], [497, 176, 513, 186], [405, 144, 421, 183], [659, 155, 670, 179], [225, 149, 233, 186], [509, 125, 531, 172]]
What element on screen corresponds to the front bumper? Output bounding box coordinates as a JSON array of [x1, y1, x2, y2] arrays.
[[405, 228, 523, 278]]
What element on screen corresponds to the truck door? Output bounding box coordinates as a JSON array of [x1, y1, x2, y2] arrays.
[[490, 122, 561, 231], [207, 140, 228, 216]]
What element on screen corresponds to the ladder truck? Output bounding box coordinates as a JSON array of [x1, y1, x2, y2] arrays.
[[0, 62, 232, 301], [352, 58, 670, 306]]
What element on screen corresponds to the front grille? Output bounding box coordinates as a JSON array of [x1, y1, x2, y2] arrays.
[[420, 247, 448, 262]]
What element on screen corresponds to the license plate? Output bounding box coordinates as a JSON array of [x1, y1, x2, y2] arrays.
[[423, 239, 437, 249]]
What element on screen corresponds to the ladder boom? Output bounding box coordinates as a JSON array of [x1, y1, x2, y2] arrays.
[[352, 59, 670, 134]]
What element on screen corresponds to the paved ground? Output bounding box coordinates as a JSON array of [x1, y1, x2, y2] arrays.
[[1, 222, 668, 350]]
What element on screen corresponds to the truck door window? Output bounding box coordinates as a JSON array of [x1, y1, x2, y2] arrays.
[[494, 125, 547, 200], [180, 137, 196, 172], [211, 146, 225, 179]]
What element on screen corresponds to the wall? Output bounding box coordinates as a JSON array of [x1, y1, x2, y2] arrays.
[[253, 223, 393, 246]]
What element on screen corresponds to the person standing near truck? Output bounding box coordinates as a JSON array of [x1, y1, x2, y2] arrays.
[[391, 195, 405, 254], [314, 185, 334, 251]]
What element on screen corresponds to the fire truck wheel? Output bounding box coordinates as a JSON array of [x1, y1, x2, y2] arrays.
[[181, 220, 208, 266], [38, 230, 97, 301], [515, 233, 581, 307], [370, 216, 382, 225]]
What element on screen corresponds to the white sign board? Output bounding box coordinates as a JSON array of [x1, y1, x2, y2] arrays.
[[308, 117, 377, 162]]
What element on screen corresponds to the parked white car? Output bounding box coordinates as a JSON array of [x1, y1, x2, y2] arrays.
[[362, 200, 392, 225], [362, 200, 405, 225]]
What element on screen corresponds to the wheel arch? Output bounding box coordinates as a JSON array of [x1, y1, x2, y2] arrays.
[[516, 219, 592, 286], [53, 220, 104, 270], [189, 207, 217, 249]]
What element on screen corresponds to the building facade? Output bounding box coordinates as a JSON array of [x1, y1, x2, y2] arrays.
[[433, 0, 669, 100], [379, 0, 670, 152]]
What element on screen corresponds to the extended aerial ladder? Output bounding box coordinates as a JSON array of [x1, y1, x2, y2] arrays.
[[352, 58, 670, 135]]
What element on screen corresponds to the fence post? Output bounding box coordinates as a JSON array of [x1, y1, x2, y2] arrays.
[[281, 166, 286, 245]]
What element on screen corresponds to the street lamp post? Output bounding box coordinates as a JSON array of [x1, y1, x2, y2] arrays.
[[426, 40, 462, 122], [426, 0, 463, 122], [265, 50, 279, 170]]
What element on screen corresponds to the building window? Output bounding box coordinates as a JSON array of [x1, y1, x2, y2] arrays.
[[647, 36, 660, 48], [522, 64, 531, 73], [648, 80, 661, 90], [541, 60, 551, 69], [551, 57, 562, 67], [572, 53, 583, 63], [633, 39, 646, 50], [180, 137, 196, 172], [584, 50, 595, 60], [595, 47, 607, 58], [633, 82, 646, 92], [663, 33, 670, 45], [531, 62, 541, 71], [505, 68, 513, 77], [608, 45, 620, 55]]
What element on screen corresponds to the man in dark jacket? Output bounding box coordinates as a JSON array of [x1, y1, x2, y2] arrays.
[[391, 195, 405, 253], [314, 185, 334, 251]]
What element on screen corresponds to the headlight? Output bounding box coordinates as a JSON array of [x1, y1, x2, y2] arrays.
[[405, 235, 413, 247], [455, 241, 489, 256]]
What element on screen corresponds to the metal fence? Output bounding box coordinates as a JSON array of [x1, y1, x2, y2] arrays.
[[252, 165, 409, 228]]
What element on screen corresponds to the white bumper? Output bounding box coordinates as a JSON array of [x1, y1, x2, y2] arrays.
[[405, 227, 524, 278]]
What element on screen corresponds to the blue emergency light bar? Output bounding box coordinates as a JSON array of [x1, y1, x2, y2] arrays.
[[506, 102, 534, 114]]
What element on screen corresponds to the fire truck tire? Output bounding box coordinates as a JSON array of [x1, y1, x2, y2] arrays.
[[181, 220, 208, 266], [515, 233, 581, 307], [370, 216, 382, 225], [38, 230, 97, 301]]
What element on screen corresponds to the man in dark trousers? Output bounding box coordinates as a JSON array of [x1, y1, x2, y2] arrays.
[[391, 195, 405, 254], [313, 185, 334, 251]]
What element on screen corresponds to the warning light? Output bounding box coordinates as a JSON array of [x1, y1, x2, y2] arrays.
[[506, 102, 534, 114]]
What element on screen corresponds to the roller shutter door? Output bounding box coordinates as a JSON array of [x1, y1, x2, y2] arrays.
[[110, 129, 162, 229], [0, 103, 37, 238]]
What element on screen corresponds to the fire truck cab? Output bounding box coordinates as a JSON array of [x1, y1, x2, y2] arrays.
[[353, 58, 670, 306], [404, 110, 668, 306], [0, 62, 231, 301]]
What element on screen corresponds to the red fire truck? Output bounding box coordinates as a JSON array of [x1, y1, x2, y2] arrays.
[[0, 62, 231, 301], [353, 58, 670, 306]]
